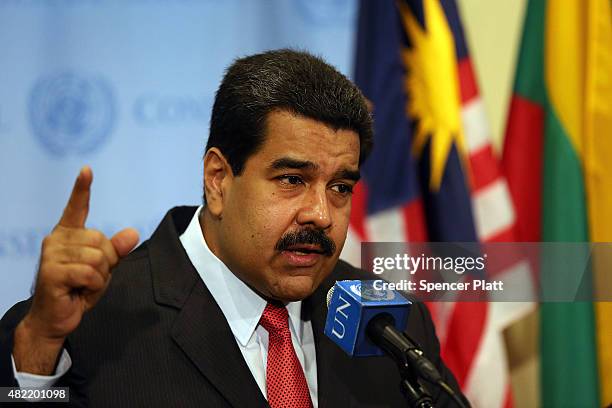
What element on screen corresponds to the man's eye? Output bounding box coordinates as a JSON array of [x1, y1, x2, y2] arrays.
[[331, 184, 353, 195], [279, 175, 304, 185]]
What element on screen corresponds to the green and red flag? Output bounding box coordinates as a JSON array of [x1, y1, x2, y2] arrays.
[[503, 0, 612, 405]]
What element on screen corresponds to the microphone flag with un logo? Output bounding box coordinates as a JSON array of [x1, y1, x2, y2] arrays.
[[324, 280, 412, 357]]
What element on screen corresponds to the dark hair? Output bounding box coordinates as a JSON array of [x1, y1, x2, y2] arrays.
[[205, 49, 373, 177]]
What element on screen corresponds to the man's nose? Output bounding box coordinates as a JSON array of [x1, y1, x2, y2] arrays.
[[296, 185, 332, 230]]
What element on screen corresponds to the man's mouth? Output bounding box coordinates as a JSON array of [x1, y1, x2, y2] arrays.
[[281, 245, 325, 267], [285, 244, 325, 255]]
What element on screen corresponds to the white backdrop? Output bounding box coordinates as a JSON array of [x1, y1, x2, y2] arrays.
[[0, 0, 358, 315]]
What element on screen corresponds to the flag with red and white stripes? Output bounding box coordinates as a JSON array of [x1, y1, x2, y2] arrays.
[[342, 1, 532, 406]]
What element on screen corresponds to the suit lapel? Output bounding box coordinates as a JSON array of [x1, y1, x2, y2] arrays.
[[171, 281, 268, 408], [148, 207, 268, 408]]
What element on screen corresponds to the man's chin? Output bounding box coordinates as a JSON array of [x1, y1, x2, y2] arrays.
[[269, 275, 319, 302]]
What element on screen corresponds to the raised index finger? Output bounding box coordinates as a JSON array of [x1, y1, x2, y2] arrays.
[[59, 166, 93, 228]]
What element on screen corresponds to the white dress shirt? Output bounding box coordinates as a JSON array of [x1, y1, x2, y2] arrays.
[[11, 349, 71, 389], [13, 206, 318, 406]]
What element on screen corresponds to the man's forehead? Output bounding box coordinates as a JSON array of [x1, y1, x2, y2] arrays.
[[260, 111, 360, 159]]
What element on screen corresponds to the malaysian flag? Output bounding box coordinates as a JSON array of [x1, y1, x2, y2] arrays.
[[341, 0, 532, 406]]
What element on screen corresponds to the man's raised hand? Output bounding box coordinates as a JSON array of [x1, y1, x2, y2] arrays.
[[13, 167, 139, 374]]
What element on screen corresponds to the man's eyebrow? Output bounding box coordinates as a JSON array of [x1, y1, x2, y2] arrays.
[[269, 157, 360, 181], [334, 169, 361, 182], [270, 158, 319, 171]]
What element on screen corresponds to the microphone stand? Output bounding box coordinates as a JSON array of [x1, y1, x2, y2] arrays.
[[395, 343, 434, 408], [367, 314, 435, 407], [366, 313, 468, 407]]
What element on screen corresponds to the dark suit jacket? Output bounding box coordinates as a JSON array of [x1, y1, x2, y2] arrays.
[[0, 206, 467, 407]]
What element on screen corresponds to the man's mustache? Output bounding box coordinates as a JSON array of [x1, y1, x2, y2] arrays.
[[275, 228, 336, 257]]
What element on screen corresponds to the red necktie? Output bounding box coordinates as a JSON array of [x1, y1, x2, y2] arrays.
[[259, 302, 313, 408]]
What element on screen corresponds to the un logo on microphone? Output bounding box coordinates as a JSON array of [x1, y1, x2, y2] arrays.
[[29, 72, 115, 156], [350, 281, 396, 302]]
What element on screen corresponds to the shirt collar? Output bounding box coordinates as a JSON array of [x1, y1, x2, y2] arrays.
[[179, 206, 303, 346]]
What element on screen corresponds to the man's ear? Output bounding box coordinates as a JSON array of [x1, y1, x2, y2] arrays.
[[203, 147, 233, 218]]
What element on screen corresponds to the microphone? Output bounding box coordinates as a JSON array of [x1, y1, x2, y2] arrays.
[[324, 280, 410, 356], [324, 281, 469, 408], [324, 280, 441, 383]]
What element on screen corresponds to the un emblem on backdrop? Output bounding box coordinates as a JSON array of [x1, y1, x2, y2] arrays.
[[29, 72, 116, 156]]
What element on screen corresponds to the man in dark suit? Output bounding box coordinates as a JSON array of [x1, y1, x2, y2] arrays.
[[0, 49, 467, 407]]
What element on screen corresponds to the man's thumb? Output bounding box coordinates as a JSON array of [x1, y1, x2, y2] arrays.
[[111, 228, 140, 258]]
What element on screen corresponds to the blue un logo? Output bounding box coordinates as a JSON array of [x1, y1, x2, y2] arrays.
[[29, 73, 115, 156]]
